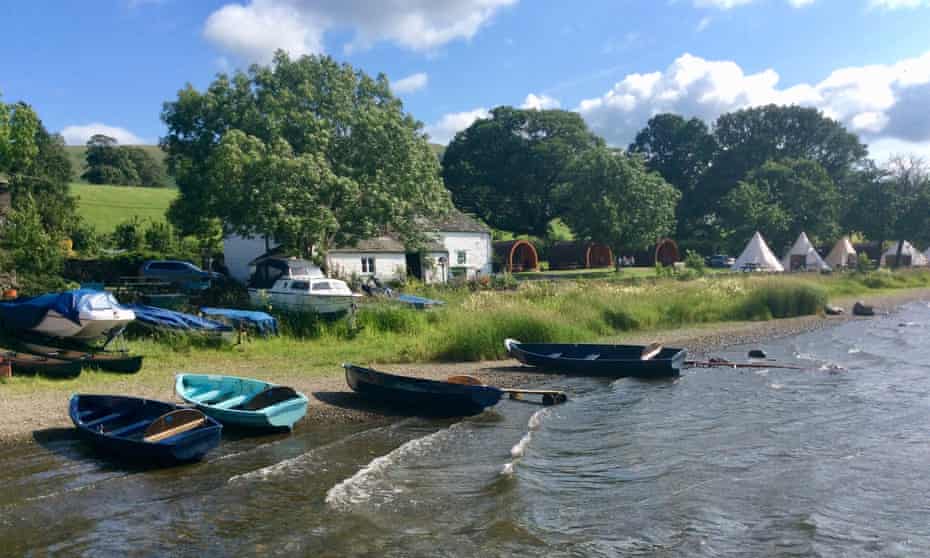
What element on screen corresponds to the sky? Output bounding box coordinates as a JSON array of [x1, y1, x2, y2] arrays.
[[2, 0, 930, 162]]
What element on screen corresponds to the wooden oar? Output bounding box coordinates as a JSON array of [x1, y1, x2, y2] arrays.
[[641, 342, 663, 361], [686, 359, 804, 370], [143, 409, 206, 443], [447, 375, 568, 406]]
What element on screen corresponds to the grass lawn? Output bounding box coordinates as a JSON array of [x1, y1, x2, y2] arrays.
[[70, 182, 177, 232]]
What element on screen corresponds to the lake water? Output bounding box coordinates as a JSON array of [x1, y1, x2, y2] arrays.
[[2, 301, 930, 556]]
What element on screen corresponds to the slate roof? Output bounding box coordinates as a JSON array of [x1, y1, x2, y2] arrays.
[[329, 234, 445, 253], [419, 209, 491, 234]]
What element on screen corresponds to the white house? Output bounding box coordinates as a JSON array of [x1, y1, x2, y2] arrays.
[[222, 209, 493, 284]]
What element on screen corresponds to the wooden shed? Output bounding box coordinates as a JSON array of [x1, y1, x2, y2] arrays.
[[493, 239, 539, 272], [548, 241, 614, 270], [615, 238, 681, 267]]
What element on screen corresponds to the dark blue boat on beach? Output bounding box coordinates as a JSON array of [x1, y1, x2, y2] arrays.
[[505, 338, 687, 378], [343, 363, 503, 417], [69, 394, 222, 465]]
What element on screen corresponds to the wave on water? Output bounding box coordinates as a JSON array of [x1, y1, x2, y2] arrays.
[[325, 423, 463, 511], [228, 422, 400, 484], [501, 408, 549, 476]]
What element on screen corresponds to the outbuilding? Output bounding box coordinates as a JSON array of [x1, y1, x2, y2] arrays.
[[493, 239, 539, 272], [548, 241, 614, 270]]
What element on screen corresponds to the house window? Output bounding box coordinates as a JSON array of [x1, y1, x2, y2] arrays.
[[456, 250, 467, 265], [361, 257, 376, 274]]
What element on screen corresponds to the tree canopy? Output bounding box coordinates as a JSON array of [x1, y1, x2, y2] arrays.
[[162, 52, 449, 253], [563, 148, 680, 260], [442, 107, 603, 237], [82, 134, 165, 187]]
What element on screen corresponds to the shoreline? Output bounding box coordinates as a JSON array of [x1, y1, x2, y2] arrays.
[[2, 288, 928, 448]]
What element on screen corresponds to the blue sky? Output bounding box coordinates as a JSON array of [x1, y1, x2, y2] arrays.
[[2, 0, 930, 161]]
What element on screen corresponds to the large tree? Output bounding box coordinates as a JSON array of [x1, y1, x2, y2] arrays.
[[628, 114, 716, 239], [442, 107, 603, 237], [162, 52, 449, 253], [705, 104, 866, 206], [721, 158, 840, 253], [563, 148, 680, 267]]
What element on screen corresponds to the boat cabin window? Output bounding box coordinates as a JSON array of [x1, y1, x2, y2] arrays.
[[361, 257, 375, 274], [290, 281, 310, 291], [311, 281, 332, 291]]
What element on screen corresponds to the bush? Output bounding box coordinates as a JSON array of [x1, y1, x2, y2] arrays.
[[69, 222, 100, 256], [735, 281, 827, 320], [144, 221, 176, 253], [684, 250, 706, 274], [112, 217, 144, 251]]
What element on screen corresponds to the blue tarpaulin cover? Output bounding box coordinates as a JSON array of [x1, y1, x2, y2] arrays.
[[396, 294, 445, 309], [125, 304, 234, 333], [0, 289, 123, 331], [200, 307, 278, 335]]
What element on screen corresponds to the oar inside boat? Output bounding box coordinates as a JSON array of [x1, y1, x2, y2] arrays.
[[446, 375, 568, 406], [235, 386, 301, 411], [143, 409, 208, 443]]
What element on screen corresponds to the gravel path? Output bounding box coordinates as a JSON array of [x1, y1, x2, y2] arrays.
[[1, 288, 927, 447]]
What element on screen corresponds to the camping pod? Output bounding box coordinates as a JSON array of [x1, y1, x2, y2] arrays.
[[493, 240, 539, 272], [548, 241, 614, 270], [614, 238, 681, 267], [881, 241, 929, 267]]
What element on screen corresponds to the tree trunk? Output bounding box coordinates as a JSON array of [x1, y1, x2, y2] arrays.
[[893, 239, 905, 269]]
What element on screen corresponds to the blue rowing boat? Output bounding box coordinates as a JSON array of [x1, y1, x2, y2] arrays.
[[69, 394, 222, 465], [343, 363, 504, 417], [175, 373, 309, 430]]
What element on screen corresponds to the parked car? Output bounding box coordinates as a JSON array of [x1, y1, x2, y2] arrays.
[[739, 262, 763, 272], [139, 260, 221, 290], [708, 255, 735, 268]]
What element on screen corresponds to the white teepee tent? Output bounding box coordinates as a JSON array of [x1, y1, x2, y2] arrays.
[[731, 232, 784, 272], [782, 232, 830, 271], [880, 241, 929, 267], [826, 236, 857, 268]]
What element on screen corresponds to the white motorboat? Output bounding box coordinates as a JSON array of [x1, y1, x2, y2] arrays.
[[0, 290, 135, 341], [249, 276, 359, 315], [247, 256, 360, 315]]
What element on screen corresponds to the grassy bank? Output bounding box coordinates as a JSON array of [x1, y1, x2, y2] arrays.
[[3, 270, 929, 395], [70, 182, 177, 232]]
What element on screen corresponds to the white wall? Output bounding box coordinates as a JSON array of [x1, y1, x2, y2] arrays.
[[224, 234, 275, 283], [439, 232, 492, 279], [327, 252, 407, 281]]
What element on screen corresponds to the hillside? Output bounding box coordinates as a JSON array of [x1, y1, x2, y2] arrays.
[[71, 182, 177, 232]]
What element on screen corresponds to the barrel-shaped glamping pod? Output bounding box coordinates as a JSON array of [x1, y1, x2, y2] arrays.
[[493, 239, 539, 272], [548, 241, 614, 270]]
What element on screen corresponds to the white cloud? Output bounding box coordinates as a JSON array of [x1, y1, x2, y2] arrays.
[[787, 0, 816, 6], [576, 50, 930, 157], [204, 0, 517, 62], [696, 16, 713, 31], [869, 0, 929, 8], [392, 72, 428, 94], [60, 123, 147, 146], [520, 93, 561, 110], [424, 108, 490, 144]]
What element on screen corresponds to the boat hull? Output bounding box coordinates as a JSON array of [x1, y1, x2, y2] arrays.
[[4, 351, 82, 378], [32, 309, 135, 340], [248, 290, 355, 315], [505, 339, 687, 379], [176, 374, 308, 430], [70, 394, 222, 465], [17, 340, 143, 373], [344, 364, 503, 417]]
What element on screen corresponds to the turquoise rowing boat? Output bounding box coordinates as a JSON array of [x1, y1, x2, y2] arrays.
[[175, 373, 308, 430]]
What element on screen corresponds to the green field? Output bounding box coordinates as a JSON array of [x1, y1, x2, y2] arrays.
[[70, 182, 177, 232]]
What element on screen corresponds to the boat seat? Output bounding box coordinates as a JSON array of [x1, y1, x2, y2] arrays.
[[584, 354, 600, 360], [210, 395, 250, 409], [107, 420, 150, 437], [83, 412, 125, 428], [190, 389, 223, 403], [547, 352, 563, 358]]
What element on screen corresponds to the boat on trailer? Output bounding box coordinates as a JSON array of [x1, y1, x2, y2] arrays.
[[343, 363, 504, 417], [504, 339, 687, 378], [69, 394, 222, 465], [0, 290, 135, 341], [175, 373, 308, 430]]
